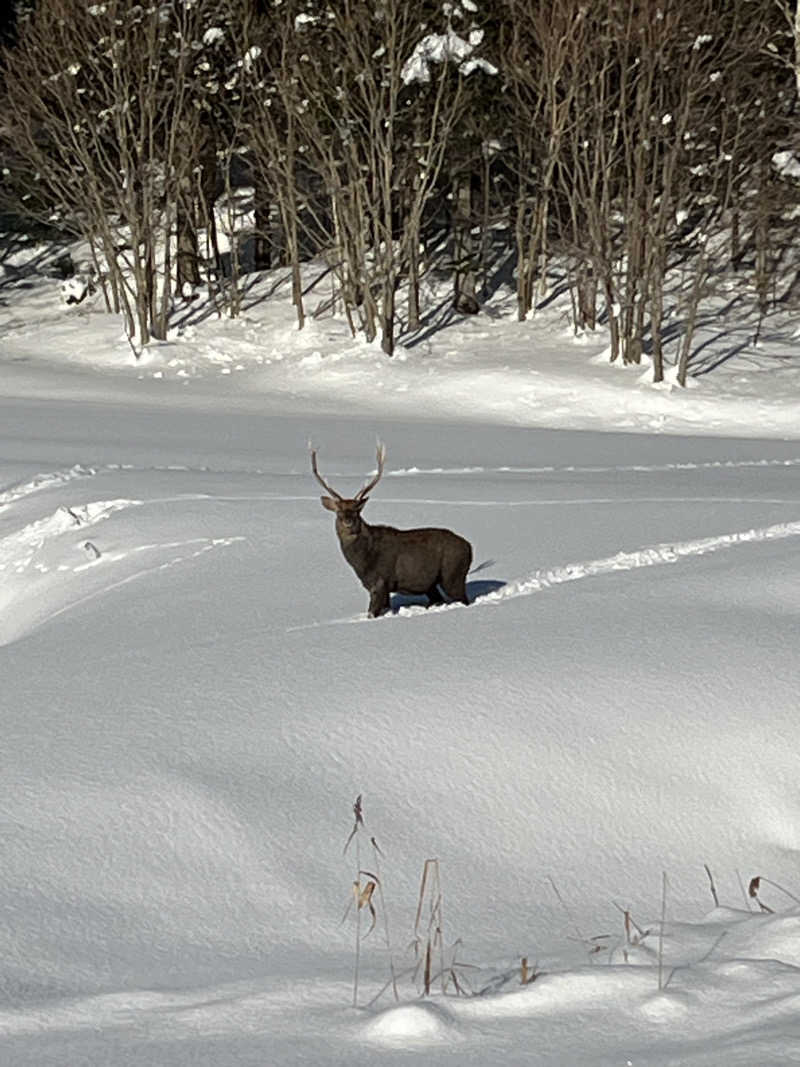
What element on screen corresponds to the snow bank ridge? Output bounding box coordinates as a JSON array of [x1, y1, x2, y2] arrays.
[[293, 517, 800, 629], [387, 457, 800, 477], [486, 519, 800, 605], [0, 464, 98, 508], [0, 499, 142, 574]]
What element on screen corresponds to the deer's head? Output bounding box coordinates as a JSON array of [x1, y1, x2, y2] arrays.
[[311, 444, 386, 540]]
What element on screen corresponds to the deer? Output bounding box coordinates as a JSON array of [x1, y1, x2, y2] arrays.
[[311, 444, 473, 618]]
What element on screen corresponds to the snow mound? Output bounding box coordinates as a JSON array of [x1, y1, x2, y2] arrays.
[[0, 498, 141, 576], [361, 1001, 458, 1046], [0, 489, 244, 645], [0, 465, 98, 508], [488, 518, 800, 604]]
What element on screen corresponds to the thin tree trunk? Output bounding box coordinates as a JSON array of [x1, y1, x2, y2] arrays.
[[453, 173, 478, 314], [176, 197, 201, 294], [604, 277, 620, 363], [677, 252, 707, 386], [650, 261, 665, 384], [515, 192, 532, 320], [253, 175, 273, 271]]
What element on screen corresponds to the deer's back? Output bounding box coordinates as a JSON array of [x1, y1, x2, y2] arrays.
[[373, 524, 471, 555]]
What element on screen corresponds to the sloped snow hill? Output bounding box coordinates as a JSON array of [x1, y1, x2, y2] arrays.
[[1, 244, 800, 1063], [1, 397, 799, 1064]]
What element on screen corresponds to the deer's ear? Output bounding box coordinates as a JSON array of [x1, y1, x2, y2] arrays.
[[357, 496, 368, 509], [321, 496, 338, 512]]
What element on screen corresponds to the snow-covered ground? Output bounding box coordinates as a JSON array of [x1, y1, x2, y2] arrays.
[[1, 245, 800, 1065]]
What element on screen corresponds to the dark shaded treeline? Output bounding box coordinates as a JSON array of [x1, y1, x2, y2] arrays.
[[1, 0, 797, 381]]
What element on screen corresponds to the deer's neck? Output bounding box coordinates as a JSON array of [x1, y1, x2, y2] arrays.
[[336, 518, 374, 565]]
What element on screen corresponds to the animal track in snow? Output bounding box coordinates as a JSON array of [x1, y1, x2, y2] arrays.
[[474, 518, 800, 609], [386, 457, 800, 477], [0, 511, 245, 644], [0, 500, 142, 575], [40, 535, 246, 632], [289, 518, 800, 630], [351, 494, 800, 509]]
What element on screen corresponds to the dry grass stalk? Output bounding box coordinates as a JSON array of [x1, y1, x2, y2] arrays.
[[749, 875, 800, 912], [424, 940, 433, 996], [657, 871, 668, 991], [343, 793, 365, 855], [437, 939, 478, 996], [622, 908, 650, 945], [520, 956, 540, 986], [342, 795, 401, 1007], [704, 863, 720, 908], [549, 876, 610, 962], [748, 876, 774, 913], [343, 793, 370, 1007], [354, 876, 378, 936], [413, 858, 447, 996], [410, 864, 475, 997], [613, 902, 650, 963], [370, 835, 399, 1003]]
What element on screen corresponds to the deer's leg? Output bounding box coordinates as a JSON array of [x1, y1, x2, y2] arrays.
[[368, 582, 391, 618], [425, 583, 444, 607], [441, 571, 469, 606], [441, 548, 471, 607]]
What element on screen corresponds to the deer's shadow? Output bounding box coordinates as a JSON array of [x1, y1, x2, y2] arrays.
[[390, 578, 506, 613]]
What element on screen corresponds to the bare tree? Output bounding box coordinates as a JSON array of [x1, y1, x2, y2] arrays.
[[3, 0, 797, 387], [282, 0, 490, 354], [2, 0, 232, 349], [223, 2, 325, 330], [501, 0, 587, 321], [534, 0, 794, 382]]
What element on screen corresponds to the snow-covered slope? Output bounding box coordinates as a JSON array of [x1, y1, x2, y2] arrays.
[[1, 251, 799, 1065]]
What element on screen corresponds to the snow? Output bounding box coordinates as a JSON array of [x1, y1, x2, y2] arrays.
[[1, 244, 800, 1064], [202, 27, 225, 46], [401, 28, 497, 84], [773, 149, 800, 179]]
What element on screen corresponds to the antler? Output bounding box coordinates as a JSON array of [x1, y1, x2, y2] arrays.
[[355, 442, 386, 501], [310, 447, 344, 501]]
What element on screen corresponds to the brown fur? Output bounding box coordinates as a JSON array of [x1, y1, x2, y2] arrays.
[[313, 446, 472, 617]]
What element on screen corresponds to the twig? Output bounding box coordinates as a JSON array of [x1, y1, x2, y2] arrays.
[[613, 901, 650, 944], [413, 859, 446, 996], [344, 794, 365, 1007], [124, 328, 142, 362], [370, 835, 399, 1002], [698, 930, 728, 964], [548, 876, 595, 962], [343, 793, 364, 856], [704, 863, 719, 908], [365, 964, 417, 1009], [752, 876, 800, 907], [748, 876, 774, 914], [657, 871, 668, 991], [748, 875, 800, 913]]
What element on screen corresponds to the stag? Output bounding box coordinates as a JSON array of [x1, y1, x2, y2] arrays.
[[311, 445, 472, 617]]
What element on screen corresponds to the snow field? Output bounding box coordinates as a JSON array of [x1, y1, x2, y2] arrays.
[[1, 251, 800, 1062]]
